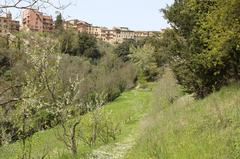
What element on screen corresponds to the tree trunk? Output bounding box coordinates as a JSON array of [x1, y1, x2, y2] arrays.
[[70, 120, 80, 156]]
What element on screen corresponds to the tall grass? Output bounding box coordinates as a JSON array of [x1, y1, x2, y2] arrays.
[[126, 69, 240, 159]]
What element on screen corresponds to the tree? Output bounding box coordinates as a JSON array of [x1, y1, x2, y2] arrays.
[[114, 39, 137, 62], [0, 50, 11, 76], [10, 33, 85, 157], [143, 36, 169, 67], [55, 13, 64, 31], [59, 29, 76, 54], [129, 44, 159, 82], [73, 32, 101, 62], [0, 34, 62, 158], [162, 0, 240, 98]]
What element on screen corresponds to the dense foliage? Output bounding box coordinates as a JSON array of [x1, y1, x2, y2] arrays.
[[114, 36, 167, 83], [0, 32, 137, 147], [114, 39, 137, 62], [0, 29, 167, 153], [162, 0, 240, 97], [54, 13, 64, 31], [60, 30, 101, 63]]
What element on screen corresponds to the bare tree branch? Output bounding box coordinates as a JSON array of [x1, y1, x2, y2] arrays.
[[0, 84, 23, 97], [0, 0, 71, 16], [0, 85, 45, 106], [0, 0, 70, 10]]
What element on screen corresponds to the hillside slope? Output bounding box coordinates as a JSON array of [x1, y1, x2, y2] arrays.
[[1, 69, 239, 159], [126, 72, 240, 159]]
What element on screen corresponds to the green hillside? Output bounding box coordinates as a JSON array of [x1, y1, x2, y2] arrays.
[[2, 69, 239, 159], [126, 73, 240, 159]]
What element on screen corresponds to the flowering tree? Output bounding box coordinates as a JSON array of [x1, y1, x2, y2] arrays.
[[0, 33, 82, 158]]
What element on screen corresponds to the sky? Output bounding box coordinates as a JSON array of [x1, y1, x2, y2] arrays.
[[10, 0, 174, 31], [56, 0, 174, 31]]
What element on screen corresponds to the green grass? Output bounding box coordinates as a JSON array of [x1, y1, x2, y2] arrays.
[[2, 69, 239, 159], [126, 72, 240, 159], [0, 87, 153, 159]]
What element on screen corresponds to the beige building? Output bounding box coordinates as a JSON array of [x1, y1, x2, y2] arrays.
[[64, 20, 108, 41], [0, 12, 20, 34], [91, 26, 103, 39], [99, 28, 115, 43], [63, 19, 157, 44], [63, 19, 92, 34], [22, 9, 53, 32], [1, 10, 157, 42], [108, 27, 154, 44], [134, 31, 150, 37]]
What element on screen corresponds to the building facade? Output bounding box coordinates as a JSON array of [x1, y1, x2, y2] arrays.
[[20, 9, 157, 43], [63, 20, 156, 44], [43, 15, 54, 32], [22, 9, 53, 32], [0, 12, 20, 34], [63, 19, 92, 33], [0, 9, 158, 44]]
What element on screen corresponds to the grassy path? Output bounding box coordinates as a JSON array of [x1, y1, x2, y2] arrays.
[[89, 133, 136, 159], [87, 88, 154, 159], [0, 87, 154, 159]]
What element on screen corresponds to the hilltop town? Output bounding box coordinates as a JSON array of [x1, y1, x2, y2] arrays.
[[0, 9, 158, 44]]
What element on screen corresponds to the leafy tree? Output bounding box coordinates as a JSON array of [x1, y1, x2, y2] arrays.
[[0, 50, 11, 76], [129, 44, 159, 82], [62, 32, 101, 62], [55, 13, 64, 31], [114, 39, 137, 62], [136, 35, 169, 68], [59, 29, 76, 54], [76, 32, 101, 60], [162, 0, 240, 98], [0, 36, 8, 49]]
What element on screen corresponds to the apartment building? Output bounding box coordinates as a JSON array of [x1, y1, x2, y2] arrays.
[[63, 19, 92, 34], [43, 15, 54, 31], [134, 31, 150, 37], [110, 27, 153, 44], [63, 19, 157, 44], [91, 26, 103, 39], [0, 12, 20, 34], [22, 9, 53, 32], [64, 20, 108, 40], [0, 9, 157, 44]]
